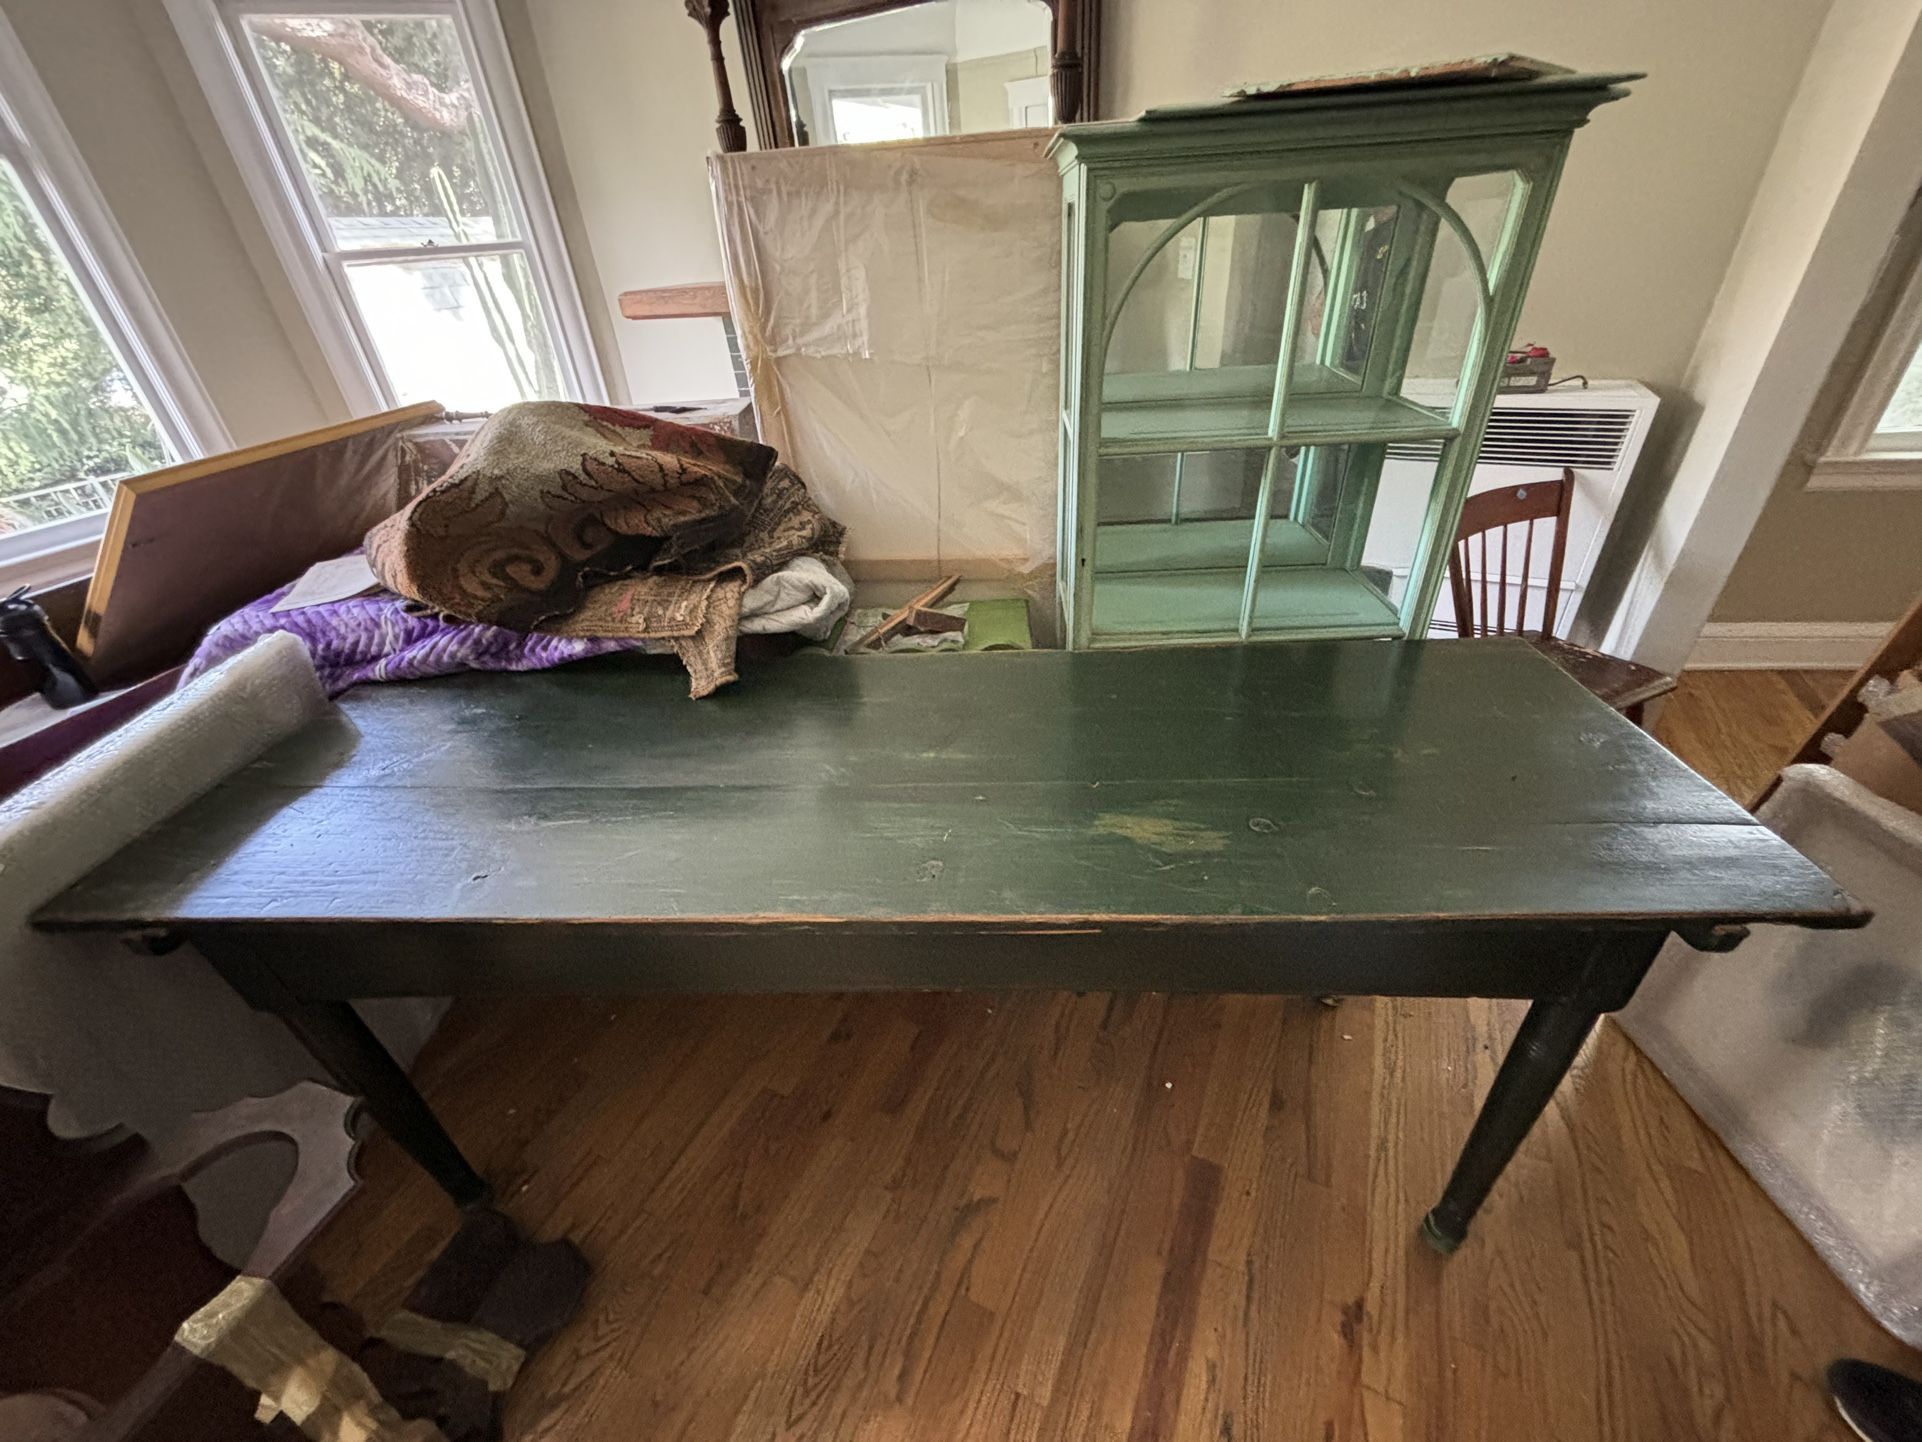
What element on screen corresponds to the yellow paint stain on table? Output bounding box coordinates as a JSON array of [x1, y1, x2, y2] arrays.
[[1092, 813, 1231, 853]]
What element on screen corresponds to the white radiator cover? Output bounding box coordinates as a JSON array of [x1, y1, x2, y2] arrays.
[[1364, 379, 1659, 636]]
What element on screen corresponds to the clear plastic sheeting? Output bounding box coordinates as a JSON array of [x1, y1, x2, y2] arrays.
[[0, 634, 446, 1265], [1618, 764, 1922, 1343], [710, 132, 1060, 599]]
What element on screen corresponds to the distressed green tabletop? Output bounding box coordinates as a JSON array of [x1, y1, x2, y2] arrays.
[[39, 638, 1853, 934], [32, 639, 1861, 1248]]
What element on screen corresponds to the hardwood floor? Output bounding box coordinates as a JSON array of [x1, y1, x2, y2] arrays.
[[1652, 669, 1842, 803], [306, 668, 1921, 1441]]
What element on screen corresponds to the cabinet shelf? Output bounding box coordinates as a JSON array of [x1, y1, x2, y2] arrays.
[[1096, 365, 1459, 455], [1094, 516, 1328, 572], [1089, 566, 1400, 644]]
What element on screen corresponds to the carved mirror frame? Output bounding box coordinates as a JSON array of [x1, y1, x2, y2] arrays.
[[688, 0, 1099, 152]]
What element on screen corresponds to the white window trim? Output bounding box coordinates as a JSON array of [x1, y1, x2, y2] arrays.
[[0, 8, 230, 590], [166, 0, 606, 414], [1812, 223, 1922, 490]]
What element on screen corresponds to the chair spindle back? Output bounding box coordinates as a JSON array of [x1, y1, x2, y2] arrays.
[[1445, 468, 1574, 641]]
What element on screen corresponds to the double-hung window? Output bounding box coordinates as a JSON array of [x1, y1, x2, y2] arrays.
[[0, 11, 223, 588], [169, 0, 603, 414], [1813, 194, 1922, 489]]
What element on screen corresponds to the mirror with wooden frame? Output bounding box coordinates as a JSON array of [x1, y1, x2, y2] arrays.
[[689, 0, 1098, 151]]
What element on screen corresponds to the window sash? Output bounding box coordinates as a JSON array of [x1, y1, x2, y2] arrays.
[[1823, 228, 1922, 464], [172, 0, 603, 413], [0, 8, 226, 586]]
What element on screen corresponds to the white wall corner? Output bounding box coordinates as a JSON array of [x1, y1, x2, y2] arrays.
[[1687, 620, 1892, 670], [1599, 0, 1922, 673]]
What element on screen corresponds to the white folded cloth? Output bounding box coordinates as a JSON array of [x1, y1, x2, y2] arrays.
[[738, 555, 852, 641]]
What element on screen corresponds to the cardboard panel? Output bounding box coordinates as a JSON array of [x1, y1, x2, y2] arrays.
[[78, 404, 442, 685]]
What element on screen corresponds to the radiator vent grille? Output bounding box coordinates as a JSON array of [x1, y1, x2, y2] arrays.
[[1386, 406, 1639, 470]]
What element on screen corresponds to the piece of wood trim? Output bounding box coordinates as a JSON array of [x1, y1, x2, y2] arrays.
[[849, 574, 960, 652], [76, 402, 442, 663], [618, 283, 732, 321], [1753, 591, 1922, 808], [1686, 620, 1894, 671], [686, 0, 749, 152], [906, 606, 966, 633], [1804, 454, 1922, 490]]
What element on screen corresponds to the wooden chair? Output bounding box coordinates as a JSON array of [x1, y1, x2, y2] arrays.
[[1446, 468, 1675, 725]]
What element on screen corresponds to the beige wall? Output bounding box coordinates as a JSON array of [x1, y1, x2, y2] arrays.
[[508, 0, 743, 405], [951, 47, 1046, 133], [1106, 1, 1828, 397], [1715, 487, 1922, 623], [0, 0, 333, 446], [1591, 0, 1922, 661]]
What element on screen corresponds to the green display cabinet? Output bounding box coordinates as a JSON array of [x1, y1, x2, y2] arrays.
[[1050, 68, 1636, 648]]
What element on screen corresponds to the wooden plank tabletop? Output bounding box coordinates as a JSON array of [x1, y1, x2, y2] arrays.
[[35, 640, 1858, 932]]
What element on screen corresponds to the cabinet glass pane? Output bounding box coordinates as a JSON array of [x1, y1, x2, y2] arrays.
[[1100, 186, 1308, 446], [1397, 170, 1524, 415], [1242, 443, 1401, 635], [1091, 448, 1267, 637], [1290, 203, 1399, 395], [1356, 447, 1442, 613]]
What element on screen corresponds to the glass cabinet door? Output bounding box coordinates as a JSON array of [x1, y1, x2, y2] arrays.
[[1075, 162, 1528, 647]]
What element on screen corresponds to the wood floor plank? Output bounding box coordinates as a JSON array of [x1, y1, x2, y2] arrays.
[[299, 669, 1921, 1440]]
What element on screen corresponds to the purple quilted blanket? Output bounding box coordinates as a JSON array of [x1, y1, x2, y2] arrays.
[[182, 581, 648, 698]]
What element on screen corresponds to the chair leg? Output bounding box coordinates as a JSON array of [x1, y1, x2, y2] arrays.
[[1622, 700, 1647, 729]]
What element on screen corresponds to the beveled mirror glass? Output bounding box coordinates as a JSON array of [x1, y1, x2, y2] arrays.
[[783, 0, 1053, 145]]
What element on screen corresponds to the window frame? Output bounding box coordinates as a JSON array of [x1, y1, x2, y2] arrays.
[[167, 0, 606, 414], [1813, 218, 1922, 490], [0, 8, 228, 591]]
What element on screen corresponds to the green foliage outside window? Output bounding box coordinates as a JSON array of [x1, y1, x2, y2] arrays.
[[0, 167, 166, 528], [249, 18, 500, 232], [250, 17, 562, 399], [0, 17, 562, 536]]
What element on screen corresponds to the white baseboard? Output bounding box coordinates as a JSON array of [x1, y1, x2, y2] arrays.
[[1687, 620, 1892, 670]]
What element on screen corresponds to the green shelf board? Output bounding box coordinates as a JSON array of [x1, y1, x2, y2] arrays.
[[1089, 565, 1401, 642], [1094, 516, 1328, 573], [1096, 384, 1458, 455]]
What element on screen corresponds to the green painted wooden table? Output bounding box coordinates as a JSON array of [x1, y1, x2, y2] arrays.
[[33, 639, 1862, 1251]]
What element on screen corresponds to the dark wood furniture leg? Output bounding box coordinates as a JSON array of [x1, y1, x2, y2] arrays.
[[276, 1000, 490, 1209], [1422, 933, 1666, 1253], [1421, 992, 1601, 1253]]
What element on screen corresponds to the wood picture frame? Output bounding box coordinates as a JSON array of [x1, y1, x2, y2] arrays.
[[710, 0, 1098, 151], [76, 402, 443, 686]]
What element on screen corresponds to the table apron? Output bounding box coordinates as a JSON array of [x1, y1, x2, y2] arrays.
[[189, 919, 1677, 1008]]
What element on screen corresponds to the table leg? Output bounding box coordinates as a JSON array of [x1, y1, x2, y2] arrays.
[[1421, 932, 1666, 1253], [277, 1000, 491, 1209], [1421, 994, 1598, 1253]]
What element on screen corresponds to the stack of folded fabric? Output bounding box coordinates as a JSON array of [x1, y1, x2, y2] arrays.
[[186, 402, 850, 699]]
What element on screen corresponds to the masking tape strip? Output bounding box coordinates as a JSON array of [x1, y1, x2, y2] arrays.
[[373, 1309, 526, 1393], [176, 1275, 447, 1442]]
